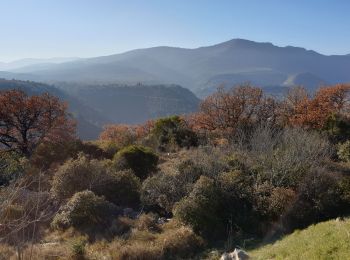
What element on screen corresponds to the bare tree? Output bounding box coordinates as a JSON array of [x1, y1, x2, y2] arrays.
[[0, 173, 56, 259]]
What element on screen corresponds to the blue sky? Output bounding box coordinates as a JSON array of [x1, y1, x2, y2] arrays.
[[0, 0, 349, 61]]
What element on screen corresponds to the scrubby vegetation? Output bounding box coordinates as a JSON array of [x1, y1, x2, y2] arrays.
[[1, 84, 350, 259]]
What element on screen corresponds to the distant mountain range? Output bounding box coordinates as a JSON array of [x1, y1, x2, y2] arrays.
[[1, 39, 349, 97], [0, 57, 80, 71]]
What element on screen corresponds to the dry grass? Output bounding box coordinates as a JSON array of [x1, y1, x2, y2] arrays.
[[0, 219, 204, 260]]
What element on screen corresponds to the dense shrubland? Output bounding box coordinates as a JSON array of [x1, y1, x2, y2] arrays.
[[1, 84, 350, 259]]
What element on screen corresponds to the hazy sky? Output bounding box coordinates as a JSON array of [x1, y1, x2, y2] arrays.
[[1, 0, 349, 62]]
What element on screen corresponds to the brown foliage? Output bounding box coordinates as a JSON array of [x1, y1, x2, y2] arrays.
[[0, 90, 75, 157], [135, 120, 155, 139], [288, 84, 350, 129], [100, 124, 137, 147], [192, 85, 280, 135], [99, 120, 155, 147]]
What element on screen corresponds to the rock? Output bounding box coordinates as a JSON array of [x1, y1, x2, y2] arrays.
[[157, 217, 167, 224], [220, 248, 249, 260]]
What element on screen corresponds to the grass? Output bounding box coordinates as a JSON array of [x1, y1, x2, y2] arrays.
[[250, 218, 350, 260]]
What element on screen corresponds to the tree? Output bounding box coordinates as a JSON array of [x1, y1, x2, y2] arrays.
[[289, 84, 350, 129], [192, 85, 280, 136], [0, 90, 75, 157], [99, 124, 137, 147]]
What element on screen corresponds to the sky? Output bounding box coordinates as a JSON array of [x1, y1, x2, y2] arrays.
[[0, 0, 349, 62]]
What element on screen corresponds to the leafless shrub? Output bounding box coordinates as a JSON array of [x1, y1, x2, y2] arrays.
[[245, 125, 332, 187], [0, 173, 56, 259]]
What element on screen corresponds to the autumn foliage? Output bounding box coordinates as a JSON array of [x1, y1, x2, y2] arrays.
[[100, 124, 137, 147], [190, 85, 280, 135], [186, 84, 350, 138], [288, 84, 350, 129], [100, 120, 155, 147], [0, 90, 75, 156], [99, 84, 350, 144]]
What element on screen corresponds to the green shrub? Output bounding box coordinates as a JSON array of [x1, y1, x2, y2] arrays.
[[94, 170, 141, 208], [337, 140, 350, 162], [52, 154, 141, 208], [114, 145, 158, 180], [141, 171, 191, 213], [339, 175, 350, 205], [323, 113, 350, 142], [0, 152, 26, 186], [217, 170, 256, 233], [286, 169, 345, 230], [152, 116, 198, 151], [51, 154, 111, 201], [174, 176, 224, 238], [51, 190, 116, 231]]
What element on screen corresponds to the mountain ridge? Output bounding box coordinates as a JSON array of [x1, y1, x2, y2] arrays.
[[1, 39, 350, 96]]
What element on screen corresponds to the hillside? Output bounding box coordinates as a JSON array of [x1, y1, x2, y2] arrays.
[[0, 79, 200, 139], [57, 83, 200, 124], [250, 218, 350, 259], [0, 79, 106, 140], [1, 83, 350, 260], [0, 57, 80, 71], [4, 39, 350, 96]]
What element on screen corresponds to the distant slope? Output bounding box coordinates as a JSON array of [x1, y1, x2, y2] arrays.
[[57, 83, 200, 124], [250, 218, 350, 259], [0, 57, 79, 71], [0, 79, 200, 139], [8, 39, 350, 96], [0, 79, 105, 140]]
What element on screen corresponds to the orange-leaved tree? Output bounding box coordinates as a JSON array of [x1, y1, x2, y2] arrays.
[[99, 124, 137, 147], [0, 90, 75, 157], [192, 85, 280, 135], [289, 84, 350, 129], [100, 120, 155, 147]]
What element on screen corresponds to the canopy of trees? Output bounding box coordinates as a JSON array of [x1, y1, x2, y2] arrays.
[[0, 90, 75, 156]]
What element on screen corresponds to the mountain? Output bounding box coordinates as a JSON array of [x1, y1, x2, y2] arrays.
[[0, 79, 200, 139], [5, 39, 350, 96], [0, 57, 80, 71]]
